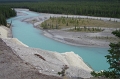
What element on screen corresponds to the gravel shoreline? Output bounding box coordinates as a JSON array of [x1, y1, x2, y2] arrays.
[[43, 28, 120, 48], [22, 9, 120, 48]]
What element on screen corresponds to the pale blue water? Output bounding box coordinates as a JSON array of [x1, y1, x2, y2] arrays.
[[7, 10, 109, 71]]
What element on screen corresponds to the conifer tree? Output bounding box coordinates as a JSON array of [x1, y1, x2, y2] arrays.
[[105, 30, 120, 78], [91, 30, 120, 79], [0, 6, 16, 26]]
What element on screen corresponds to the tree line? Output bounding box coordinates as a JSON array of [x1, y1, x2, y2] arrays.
[[0, 6, 16, 26], [1, 0, 120, 18], [0, 0, 119, 2]]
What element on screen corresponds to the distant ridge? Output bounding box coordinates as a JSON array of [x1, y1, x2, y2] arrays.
[[0, 0, 119, 2], [0, 0, 48, 2]]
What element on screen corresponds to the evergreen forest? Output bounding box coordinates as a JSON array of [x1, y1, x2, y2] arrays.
[[0, 0, 120, 18], [0, 6, 16, 26]]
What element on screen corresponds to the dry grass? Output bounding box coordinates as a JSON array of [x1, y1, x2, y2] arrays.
[[86, 77, 109, 79], [41, 17, 120, 29], [89, 36, 120, 43], [69, 27, 104, 33]]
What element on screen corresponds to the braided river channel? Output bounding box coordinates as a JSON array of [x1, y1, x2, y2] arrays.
[[7, 10, 109, 71]]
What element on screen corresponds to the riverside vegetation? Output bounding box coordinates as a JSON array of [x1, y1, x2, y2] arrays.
[[41, 16, 120, 32], [0, 6, 16, 26], [91, 30, 120, 79]]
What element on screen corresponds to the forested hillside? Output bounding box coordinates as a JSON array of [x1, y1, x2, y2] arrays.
[[2, 1, 119, 18], [0, 0, 119, 2], [0, 0, 120, 18], [0, 7, 16, 26], [0, 0, 44, 2]]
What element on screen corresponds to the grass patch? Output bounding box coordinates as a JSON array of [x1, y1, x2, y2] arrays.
[[40, 17, 120, 30], [89, 36, 120, 42], [69, 27, 104, 33]]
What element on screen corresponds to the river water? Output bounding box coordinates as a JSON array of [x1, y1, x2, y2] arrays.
[[7, 10, 109, 71]]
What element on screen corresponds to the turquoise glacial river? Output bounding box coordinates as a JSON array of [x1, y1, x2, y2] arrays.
[[7, 10, 109, 71]]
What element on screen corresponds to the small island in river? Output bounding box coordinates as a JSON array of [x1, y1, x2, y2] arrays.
[[24, 10, 120, 48]]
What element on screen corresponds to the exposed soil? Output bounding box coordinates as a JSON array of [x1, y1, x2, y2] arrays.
[[0, 38, 62, 79]]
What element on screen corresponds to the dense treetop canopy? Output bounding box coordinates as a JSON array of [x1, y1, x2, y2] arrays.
[[0, 6, 16, 26], [1, 0, 120, 18], [0, 0, 119, 2]]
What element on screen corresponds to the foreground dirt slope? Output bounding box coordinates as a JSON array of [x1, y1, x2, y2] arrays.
[[0, 38, 62, 79]]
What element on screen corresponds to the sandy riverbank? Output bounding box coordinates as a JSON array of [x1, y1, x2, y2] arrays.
[[43, 28, 119, 48], [0, 24, 92, 78], [0, 26, 27, 46], [0, 26, 8, 38]]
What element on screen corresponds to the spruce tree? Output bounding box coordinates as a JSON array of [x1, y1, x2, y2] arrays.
[[91, 30, 120, 79], [105, 30, 120, 78]]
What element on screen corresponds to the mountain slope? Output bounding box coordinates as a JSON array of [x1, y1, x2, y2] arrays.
[[0, 38, 62, 79]]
